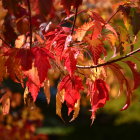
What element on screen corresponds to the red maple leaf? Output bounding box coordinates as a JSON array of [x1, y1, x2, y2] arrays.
[[85, 37, 107, 65], [91, 21, 102, 40], [45, 29, 68, 58], [24, 65, 41, 101], [62, 48, 77, 76], [59, 74, 83, 115], [87, 79, 109, 122], [26, 79, 40, 102], [31, 46, 54, 84]]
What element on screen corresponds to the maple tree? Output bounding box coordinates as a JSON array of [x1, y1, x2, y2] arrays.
[[0, 0, 140, 123]]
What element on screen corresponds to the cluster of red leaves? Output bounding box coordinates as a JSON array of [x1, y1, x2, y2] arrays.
[[0, 0, 140, 123]]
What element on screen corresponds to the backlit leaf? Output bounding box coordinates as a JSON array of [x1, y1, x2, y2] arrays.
[[56, 89, 65, 120], [31, 46, 54, 84], [74, 21, 94, 41], [124, 61, 140, 90], [87, 79, 109, 122], [44, 79, 51, 104], [107, 63, 132, 110]]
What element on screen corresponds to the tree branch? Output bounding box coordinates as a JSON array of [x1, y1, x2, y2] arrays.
[[0, 36, 12, 48], [71, 7, 78, 35], [105, 7, 120, 24], [27, 0, 32, 47], [76, 48, 140, 69]]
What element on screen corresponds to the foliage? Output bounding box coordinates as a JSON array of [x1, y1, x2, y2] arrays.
[[0, 0, 140, 123]]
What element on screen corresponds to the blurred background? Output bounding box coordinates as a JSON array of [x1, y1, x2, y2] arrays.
[[0, 0, 140, 140]]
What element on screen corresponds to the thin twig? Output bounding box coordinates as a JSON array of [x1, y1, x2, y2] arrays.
[[76, 48, 140, 69], [0, 36, 12, 48], [106, 7, 121, 24], [27, 0, 32, 47], [71, 7, 78, 35]]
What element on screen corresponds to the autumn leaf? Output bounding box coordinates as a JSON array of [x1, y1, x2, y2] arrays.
[[58, 75, 83, 118], [87, 79, 109, 122], [5, 48, 23, 82], [85, 37, 107, 64], [105, 24, 118, 37], [62, 48, 77, 76], [24, 64, 41, 101], [91, 12, 106, 24], [26, 78, 40, 102], [45, 30, 67, 59], [70, 99, 80, 122], [44, 79, 51, 104], [56, 89, 65, 120], [24, 87, 29, 104], [91, 21, 102, 40], [74, 21, 94, 41], [31, 46, 54, 84], [30, 0, 55, 17], [107, 63, 132, 110], [61, 0, 83, 15], [120, 5, 140, 35], [16, 48, 34, 71], [124, 61, 140, 90]]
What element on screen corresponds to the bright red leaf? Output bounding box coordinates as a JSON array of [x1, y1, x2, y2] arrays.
[[59, 75, 83, 115], [31, 46, 54, 84], [62, 48, 77, 76], [87, 79, 109, 122], [26, 79, 40, 102]]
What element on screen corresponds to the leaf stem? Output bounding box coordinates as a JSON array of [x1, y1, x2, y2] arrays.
[[76, 48, 140, 69], [27, 0, 32, 47], [71, 7, 78, 35]]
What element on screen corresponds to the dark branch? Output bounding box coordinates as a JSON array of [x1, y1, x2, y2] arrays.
[[27, 0, 32, 47], [76, 48, 140, 69], [71, 7, 78, 35], [0, 36, 12, 48]]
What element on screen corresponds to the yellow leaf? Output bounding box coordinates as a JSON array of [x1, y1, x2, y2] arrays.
[[56, 89, 65, 121], [70, 99, 80, 122], [74, 21, 94, 41], [15, 35, 25, 48], [44, 80, 51, 104], [24, 87, 29, 105], [105, 33, 117, 46]]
